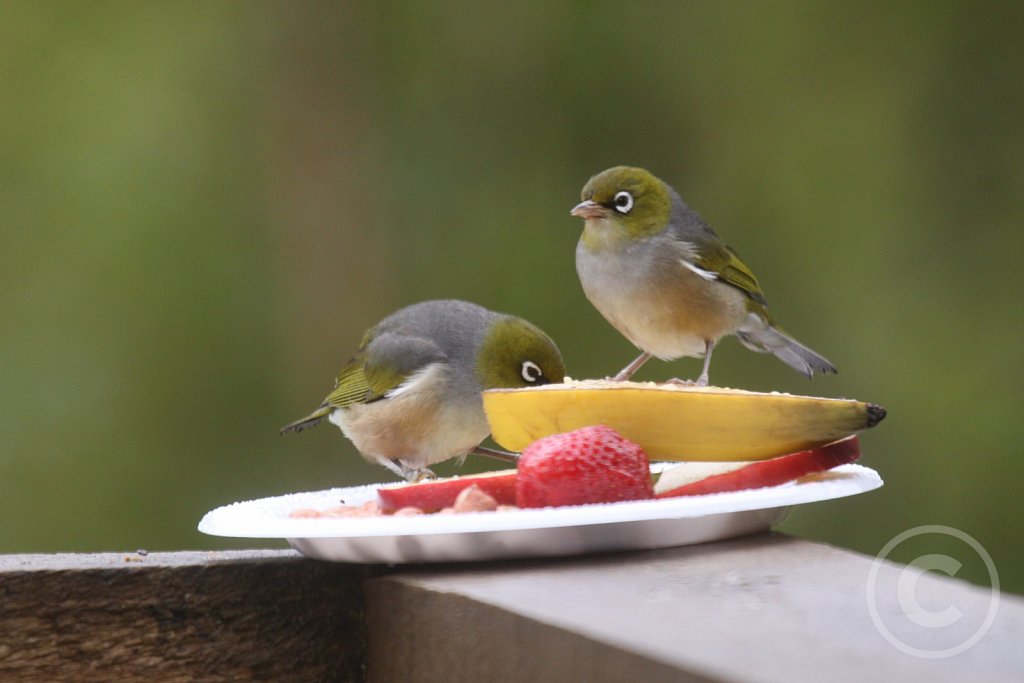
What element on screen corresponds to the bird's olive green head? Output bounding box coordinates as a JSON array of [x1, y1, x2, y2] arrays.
[[476, 316, 566, 390], [571, 166, 672, 242]]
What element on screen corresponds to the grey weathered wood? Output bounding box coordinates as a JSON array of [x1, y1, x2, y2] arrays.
[[364, 534, 1024, 683], [0, 550, 368, 682]]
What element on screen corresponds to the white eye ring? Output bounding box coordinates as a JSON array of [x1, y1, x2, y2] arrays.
[[521, 360, 542, 383], [613, 191, 634, 214]]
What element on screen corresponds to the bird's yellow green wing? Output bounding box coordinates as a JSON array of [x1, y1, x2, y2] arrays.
[[324, 359, 375, 408], [324, 333, 447, 408], [695, 244, 768, 307]]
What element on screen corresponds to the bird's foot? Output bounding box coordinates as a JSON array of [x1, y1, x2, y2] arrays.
[[383, 458, 437, 483], [407, 469, 437, 483], [609, 352, 652, 381], [664, 375, 710, 387]]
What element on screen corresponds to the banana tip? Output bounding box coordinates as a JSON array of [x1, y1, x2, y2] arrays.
[[866, 403, 887, 428]]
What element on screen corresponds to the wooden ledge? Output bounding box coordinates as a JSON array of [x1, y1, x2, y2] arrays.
[[2, 537, 1022, 682]]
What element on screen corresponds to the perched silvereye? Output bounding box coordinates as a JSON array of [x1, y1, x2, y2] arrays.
[[572, 166, 836, 386], [281, 299, 565, 481]]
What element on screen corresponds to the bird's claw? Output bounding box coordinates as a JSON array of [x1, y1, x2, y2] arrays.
[[383, 458, 437, 482], [408, 469, 437, 483], [664, 375, 710, 387]]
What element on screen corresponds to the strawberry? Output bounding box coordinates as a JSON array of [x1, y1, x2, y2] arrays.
[[516, 425, 654, 508]]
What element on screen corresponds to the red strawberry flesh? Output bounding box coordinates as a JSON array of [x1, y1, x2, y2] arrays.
[[516, 425, 654, 508]]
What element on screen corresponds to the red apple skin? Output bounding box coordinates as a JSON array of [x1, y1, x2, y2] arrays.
[[655, 436, 861, 498], [377, 470, 517, 513]]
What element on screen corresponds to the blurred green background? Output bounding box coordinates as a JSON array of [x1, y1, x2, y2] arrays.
[[2, 2, 1021, 592]]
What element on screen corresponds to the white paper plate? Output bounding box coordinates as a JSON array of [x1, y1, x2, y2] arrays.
[[198, 464, 881, 563]]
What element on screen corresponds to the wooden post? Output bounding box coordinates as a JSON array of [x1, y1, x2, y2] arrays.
[[0, 550, 368, 682]]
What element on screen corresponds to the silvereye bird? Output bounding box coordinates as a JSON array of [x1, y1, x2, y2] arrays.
[[281, 299, 565, 481], [572, 166, 836, 386]]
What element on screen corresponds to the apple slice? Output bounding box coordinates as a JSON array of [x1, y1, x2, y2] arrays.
[[654, 461, 755, 495], [377, 470, 517, 513], [655, 435, 861, 498]]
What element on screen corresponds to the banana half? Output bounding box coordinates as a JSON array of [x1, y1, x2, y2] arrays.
[[483, 380, 886, 461]]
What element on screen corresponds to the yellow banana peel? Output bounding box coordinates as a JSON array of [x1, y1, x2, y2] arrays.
[[483, 380, 885, 461]]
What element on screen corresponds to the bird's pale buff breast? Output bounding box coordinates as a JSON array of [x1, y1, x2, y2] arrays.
[[576, 231, 748, 360], [328, 364, 488, 470]]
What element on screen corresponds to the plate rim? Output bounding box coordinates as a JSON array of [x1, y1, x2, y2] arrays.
[[198, 464, 882, 540]]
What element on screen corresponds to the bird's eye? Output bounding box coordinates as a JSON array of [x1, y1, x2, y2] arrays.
[[520, 360, 542, 383], [613, 191, 634, 214]]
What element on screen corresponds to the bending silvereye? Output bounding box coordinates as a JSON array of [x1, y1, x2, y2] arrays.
[[572, 166, 836, 386], [281, 299, 565, 481]]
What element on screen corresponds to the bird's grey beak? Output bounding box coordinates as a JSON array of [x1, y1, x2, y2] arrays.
[[570, 199, 609, 220]]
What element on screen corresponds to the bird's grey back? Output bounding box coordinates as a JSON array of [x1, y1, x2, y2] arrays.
[[375, 299, 496, 372], [666, 183, 722, 245]]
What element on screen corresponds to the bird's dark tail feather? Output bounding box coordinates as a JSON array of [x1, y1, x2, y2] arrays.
[[280, 406, 331, 435], [736, 326, 837, 378]]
